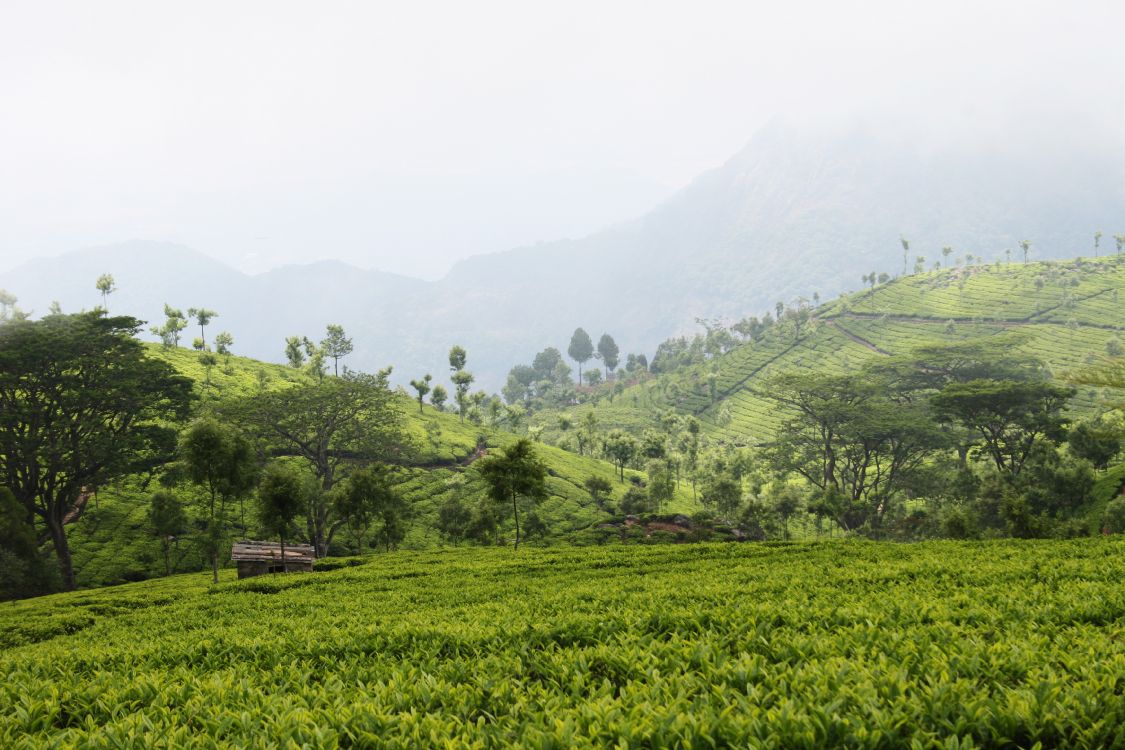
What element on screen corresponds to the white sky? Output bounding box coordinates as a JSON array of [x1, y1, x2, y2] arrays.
[[2, 0, 1124, 278]]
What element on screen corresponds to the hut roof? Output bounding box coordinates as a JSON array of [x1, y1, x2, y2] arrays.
[[231, 540, 317, 563]]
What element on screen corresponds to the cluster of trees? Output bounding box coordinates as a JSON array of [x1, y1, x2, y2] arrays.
[[755, 339, 1119, 539], [0, 309, 419, 599], [566, 328, 622, 386], [408, 345, 480, 423], [284, 324, 354, 378]]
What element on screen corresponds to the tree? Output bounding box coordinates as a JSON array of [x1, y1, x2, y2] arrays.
[[0, 313, 192, 589], [1019, 239, 1031, 264], [448, 346, 474, 423], [900, 235, 910, 275], [285, 336, 306, 368], [257, 463, 308, 571], [437, 496, 472, 545], [942, 246, 953, 263], [476, 439, 546, 551], [151, 304, 187, 348], [95, 273, 116, 312], [583, 369, 602, 387], [701, 473, 742, 517], [597, 334, 620, 378], [179, 418, 258, 583], [1067, 418, 1121, 470], [1115, 234, 1125, 256], [187, 308, 218, 347], [304, 338, 327, 381], [149, 490, 187, 576], [620, 486, 652, 515], [770, 485, 802, 540], [230, 370, 410, 556], [646, 460, 676, 511], [1094, 231, 1103, 257], [568, 328, 594, 385], [765, 368, 945, 531], [431, 384, 448, 411], [335, 464, 389, 553], [603, 430, 637, 481], [584, 476, 613, 510], [410, 374, 433, 413], [213, 331, 234, 356], [321, 324, 353, 376], [932, 379, 1073, 479]]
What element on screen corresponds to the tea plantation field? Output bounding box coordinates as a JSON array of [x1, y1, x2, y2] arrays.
[[3, 540, 1123, 748], [545, 256, 1125, 447]]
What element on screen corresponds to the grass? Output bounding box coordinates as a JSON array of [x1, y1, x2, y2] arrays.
[[2, 539, 1123, 747]]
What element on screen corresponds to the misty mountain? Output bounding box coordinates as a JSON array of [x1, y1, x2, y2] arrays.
[[4, 120, 1125, 388]]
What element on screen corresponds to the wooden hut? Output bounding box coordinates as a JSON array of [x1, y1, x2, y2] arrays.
[[231, 540, 316, 578]]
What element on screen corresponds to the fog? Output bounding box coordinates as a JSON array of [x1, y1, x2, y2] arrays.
[[2, 0, 1123, 278]]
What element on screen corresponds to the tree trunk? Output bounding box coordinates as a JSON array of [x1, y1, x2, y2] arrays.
[[211, 551, 219, 584], [281, 535, 288, 573], [47, 511, 76, 591], [512, 493, 521, 552]]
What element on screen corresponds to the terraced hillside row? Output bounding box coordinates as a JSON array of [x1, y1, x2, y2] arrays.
[[3, 540, 1123, 747], [539, 257, 1125, 446], [65, 346, 694, 588]]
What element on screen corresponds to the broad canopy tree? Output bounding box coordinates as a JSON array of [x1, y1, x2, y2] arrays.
[[0, 313, 192, 589], [229, 369, 412, 556]]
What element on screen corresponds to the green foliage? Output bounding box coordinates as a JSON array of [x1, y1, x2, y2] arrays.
[[476, 438, 547, 550], [179, 417, 258, 582], [0, 487, 57, 600], [148, 490, 187, 577], [257, 463, 308, 547], [1104, 496, 1125, 533], [0, 312, 193, 589], [2, 541, 1124, 746], [1068, 417, 1122, 470]]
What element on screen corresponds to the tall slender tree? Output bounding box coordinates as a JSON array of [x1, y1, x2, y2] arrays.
[[449, 346, 474, 422], [187, 308, 218, 347], [410, 374, 432, 413], [597, 333, 620, 379], [321, 324, 354, 376], [567, 328, 594, 386], [95, 273, 116, 312]]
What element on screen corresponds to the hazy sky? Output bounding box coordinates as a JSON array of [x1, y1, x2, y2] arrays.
[[2, 1, 1123, 278]]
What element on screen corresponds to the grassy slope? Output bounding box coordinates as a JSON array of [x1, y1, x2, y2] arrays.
[[65, 346, 694, 588], [537, 256, 1125, 447], [3, 539, 1124, 747]]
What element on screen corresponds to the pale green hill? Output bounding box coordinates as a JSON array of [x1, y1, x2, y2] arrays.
[[536, 256, 1125, 447]]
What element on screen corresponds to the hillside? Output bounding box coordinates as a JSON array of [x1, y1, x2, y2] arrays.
[[3, 539, 1124, 747], [540, 256, 1125, 447], [5, 121, 1125, 388], [63, 345, 696, 589]]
